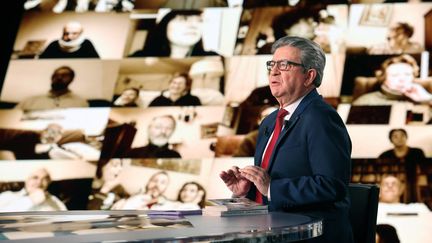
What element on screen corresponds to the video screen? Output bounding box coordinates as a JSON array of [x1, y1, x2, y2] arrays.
[[0, 1, 431, 217]]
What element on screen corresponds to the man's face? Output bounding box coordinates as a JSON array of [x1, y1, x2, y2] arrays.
[[40, 123, 63, 144], [25, 168, 50, 193], [145, 173, 169, 198], [390, 130, 407, 147], [384, 62, 415, 93], [62, 23, 83, 42], [268, 45, 309, 103], [51, 68, 74, 91], [148, 117, 175, 146], [380, 176, 402, 203], [167, 14, 203, 48]]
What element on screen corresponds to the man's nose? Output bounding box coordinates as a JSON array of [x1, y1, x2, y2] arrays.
[[161, 129, 170, 136], [269, 66, 280, 75]]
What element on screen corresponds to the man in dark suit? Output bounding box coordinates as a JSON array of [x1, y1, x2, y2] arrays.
[[220, 36, 353, 242]]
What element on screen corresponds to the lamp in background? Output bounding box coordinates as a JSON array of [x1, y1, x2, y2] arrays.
[[188, 57, 225, 106], [189, 57, 224, 90]]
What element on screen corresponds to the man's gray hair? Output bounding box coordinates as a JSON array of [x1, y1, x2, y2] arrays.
[[271, 36, 326, 87], [149, 115, 177, 129]]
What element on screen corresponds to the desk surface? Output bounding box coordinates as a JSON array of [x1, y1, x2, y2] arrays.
[[0, 211, 323, 242]]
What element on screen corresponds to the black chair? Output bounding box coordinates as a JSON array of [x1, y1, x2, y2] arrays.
[[348, 183, 380, 243]]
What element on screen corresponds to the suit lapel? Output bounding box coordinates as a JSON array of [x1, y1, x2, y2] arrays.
[[266, 116, 299, 171], [266, 89, 322, 171]]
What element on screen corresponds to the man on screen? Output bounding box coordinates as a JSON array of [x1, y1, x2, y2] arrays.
[[125, 115, 181, 158], [220, 36, 353, 242], [0, 168, 67, 212], [15, 65, 89, 111], [39, 21, 99, 59]]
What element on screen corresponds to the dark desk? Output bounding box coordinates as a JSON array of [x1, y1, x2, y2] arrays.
[[0, 211, 322, 242]]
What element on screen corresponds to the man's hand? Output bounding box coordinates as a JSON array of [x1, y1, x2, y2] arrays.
[[28, 188, 47, 205], [100, 178, 121, 194], [219, 166, 251, 197], [404, 83, 432, 103], [240, 166, 271, 196]]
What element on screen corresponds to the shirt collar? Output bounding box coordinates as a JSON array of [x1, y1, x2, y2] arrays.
[[48, 90, 72, 98], [281, 94, 306, 121]]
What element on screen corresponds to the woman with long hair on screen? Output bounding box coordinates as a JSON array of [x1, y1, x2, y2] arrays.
[[130, 9, 218, 58]]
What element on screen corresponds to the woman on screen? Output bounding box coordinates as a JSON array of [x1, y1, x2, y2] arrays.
[[149, 73, 201, 107], [130, 9, 218, 58], [353, 54, 432, 105]]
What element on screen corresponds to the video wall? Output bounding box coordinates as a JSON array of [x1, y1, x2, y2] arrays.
[[0, 0, 432, 214]]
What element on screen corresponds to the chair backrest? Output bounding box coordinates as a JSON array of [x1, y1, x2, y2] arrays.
[[348, 183, 380, 243]]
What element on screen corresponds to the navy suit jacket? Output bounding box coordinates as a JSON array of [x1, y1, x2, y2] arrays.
[[247, 89, 353, 242]]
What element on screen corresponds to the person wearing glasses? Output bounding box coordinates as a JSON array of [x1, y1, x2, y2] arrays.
[[220, 36, 353, 242]]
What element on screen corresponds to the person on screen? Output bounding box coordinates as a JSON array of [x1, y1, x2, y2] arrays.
[[129, 9, 218, 58], [151, 181, 206, 210], [0, 168, 67, 212], [125, 115, 181, 158], [39, 21, 99, 58], [368, 22, 424, 55], [0, 124, 86, 160], [378, 128, 427, 203], [220, 36, 353, 242], [87, 159, 129, 210], [112, 171, 170, 210], [149, 73, 201, 107], [177, 181, 206, 208], [353, 54, 432, 105], [257, 7, 338, 54], [376, 175, 429, 243], [113, 87, 140, 107], [15, 65, 89, 111], [34, 123, 87, 160]]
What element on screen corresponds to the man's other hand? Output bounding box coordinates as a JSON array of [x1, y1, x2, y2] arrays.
[[240, 166, 270, 196], [219, 166, 251, 197]]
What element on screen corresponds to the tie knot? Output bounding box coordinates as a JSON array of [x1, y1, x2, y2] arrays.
[[277, 109, 288, 118]]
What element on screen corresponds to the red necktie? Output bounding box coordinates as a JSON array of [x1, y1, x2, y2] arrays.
[[256, 108, 288, 203]]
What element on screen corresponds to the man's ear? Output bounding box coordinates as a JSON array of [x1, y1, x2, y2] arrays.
[[304, 69, 317, 87]]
